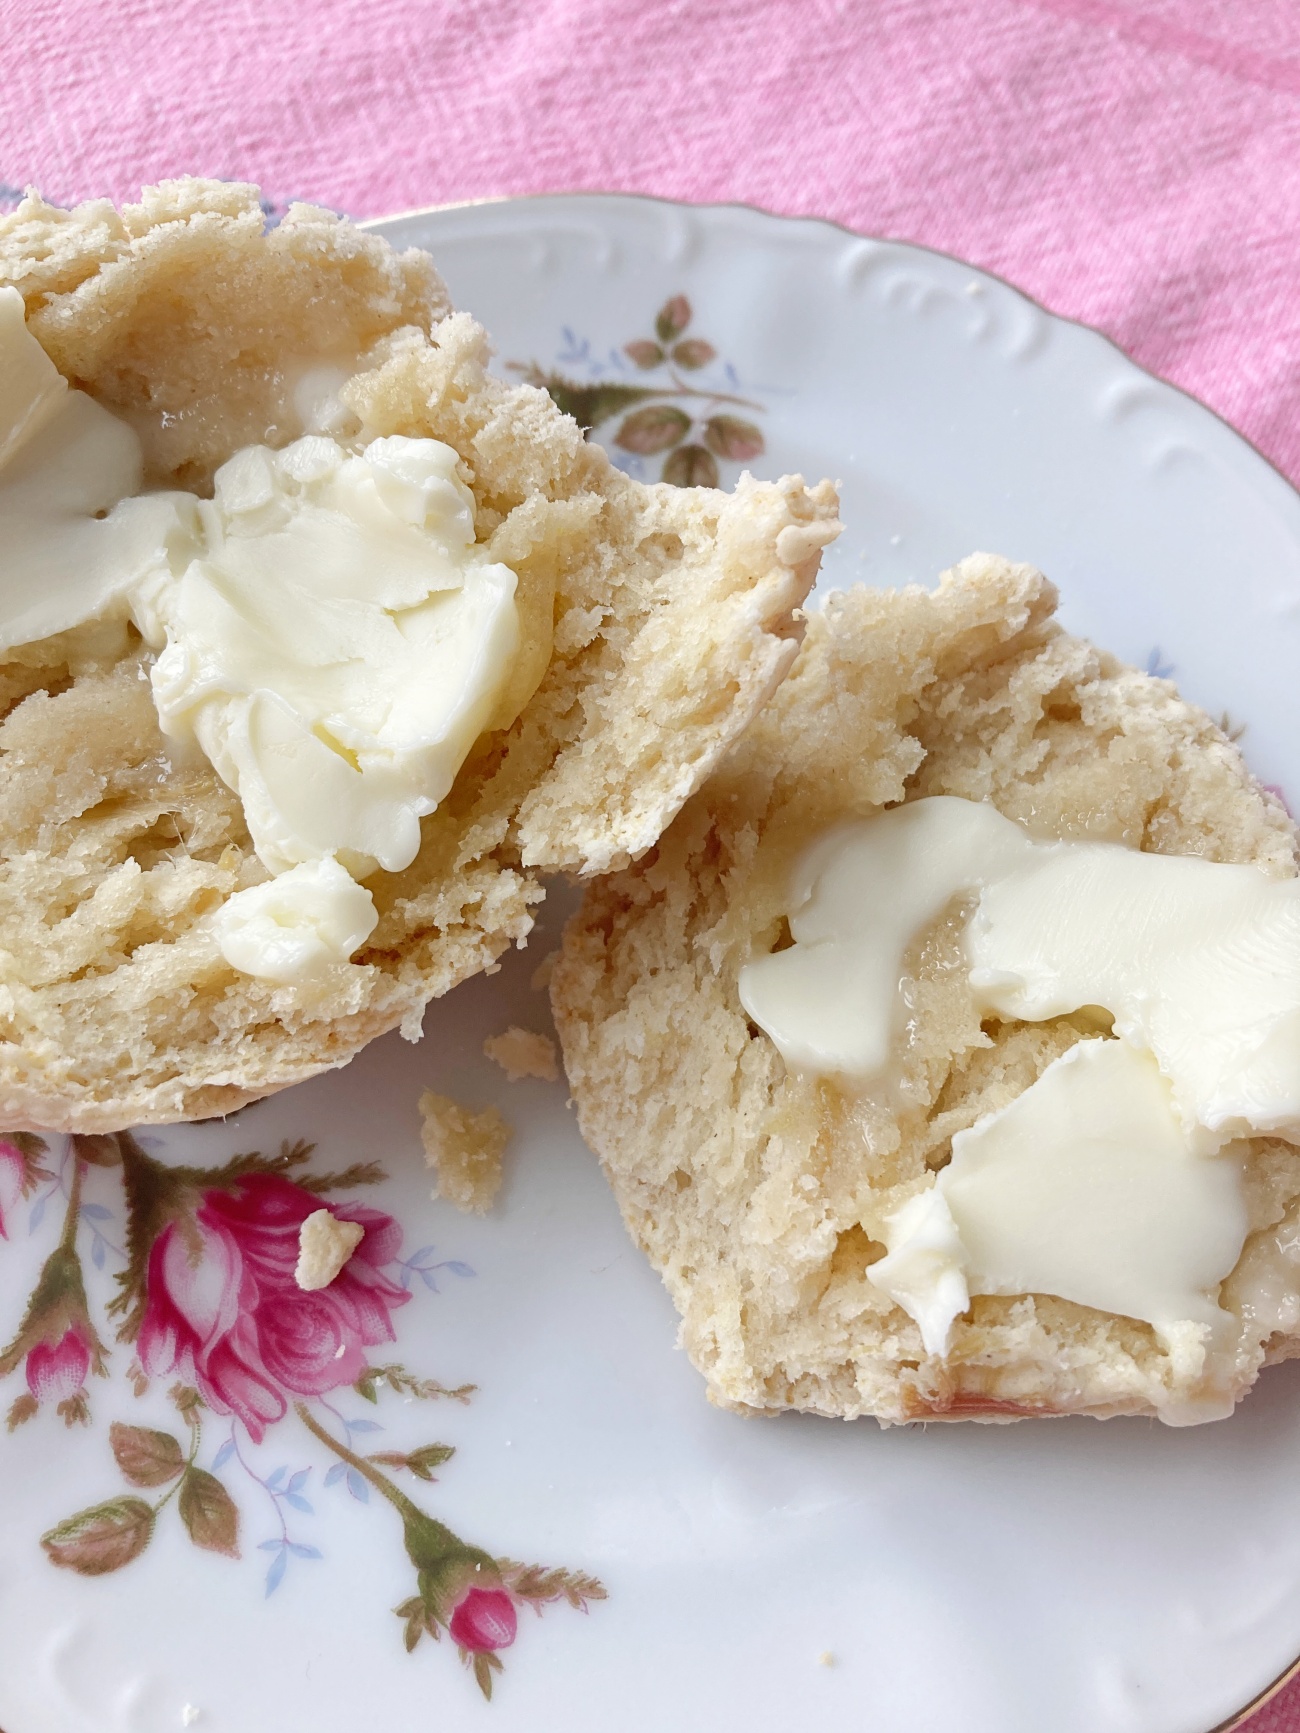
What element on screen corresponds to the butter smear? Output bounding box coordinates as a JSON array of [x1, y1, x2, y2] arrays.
[[740, 794, 1300, 1365], [869, 1039, 1247, 1358]]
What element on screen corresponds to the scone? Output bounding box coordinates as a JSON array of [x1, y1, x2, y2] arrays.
[[552, 556, 1300, 1426], [0, 179, 839, 1132]]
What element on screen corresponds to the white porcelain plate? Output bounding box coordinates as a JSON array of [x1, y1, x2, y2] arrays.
[[3, 193, 1300, 1733]]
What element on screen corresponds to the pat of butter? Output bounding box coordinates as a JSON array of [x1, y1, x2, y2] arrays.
[[212, 858, 379, 983], [0, 284, 66, 465], [967, 839, 1300, 1147], [143, 434, 519, 877], [0, 286, 201, 651], [867, 1040, 1248, 1357], [740, 795, 1300, 1148], [0, 289, 523, 984], [740, 798, 1026, 1080]]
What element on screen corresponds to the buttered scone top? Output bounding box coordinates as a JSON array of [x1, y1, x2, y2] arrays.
[[552, 557, 1300, 1427], [0, 180, 839, 1131]]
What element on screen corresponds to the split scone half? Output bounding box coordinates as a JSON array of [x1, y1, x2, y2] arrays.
[[0, 179, 838, 1131], [552, 556, 1300, 1426]]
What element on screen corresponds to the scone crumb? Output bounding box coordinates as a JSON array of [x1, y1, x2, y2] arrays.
[[420, 1089, 510, 1213], [484, 1026, 559, 1083], [530, 949, 561, 992], [818, 1652, 835, 1668], [295, 1210, 365, 1291]]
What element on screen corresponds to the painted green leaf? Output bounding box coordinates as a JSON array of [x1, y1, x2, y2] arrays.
[[369, 1442, 455, 1481], [671, 339, 716, 370], [624, 340, 665, 369], [42, 1497, 154, 1575], [407, 1443, 456, 1480], [472, 1650, 504, 1700], [6, 1393, 37, 1431], [72, 1133, 122, 1168], [395, 1594, 429, 1652], [703, 414, 765, 462], [655, 295, 692, 344], [500, 1557, 609, 1608], [616, 405, 691, 456], [537, 377, 659, 431], [355, 1362, 474, 1404], [110, 1421, 185, 1488], [662, 444, 720, 488], [11, 1131, 54, 1173], [179, 1468, 240, 1558]]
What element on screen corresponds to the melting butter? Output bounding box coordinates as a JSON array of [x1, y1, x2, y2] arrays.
[[142, 433, 519, 879], [739, 793, 1298, 1359], [0, 286, 199, 651], [739, 798, 1026, 1079], [0, 288, 522, 983], [740, 794, 1300, 1148], [968, 840, 1300, 1147], [212, 858, 379, 984], [867, 1040, 1248, 1358]]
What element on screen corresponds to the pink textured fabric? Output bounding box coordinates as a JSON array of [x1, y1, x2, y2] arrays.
[[5, 1, 1300, 1724], [8, 0, 1300, 490]]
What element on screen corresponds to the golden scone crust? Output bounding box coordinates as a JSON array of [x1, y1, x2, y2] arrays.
[[552, 556, 1300, 1425], [0, 179, 837, 1131]]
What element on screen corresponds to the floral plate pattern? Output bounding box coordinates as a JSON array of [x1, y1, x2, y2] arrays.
[[1, 1129, 600, 1705], [5, 194, 1300, 1733]]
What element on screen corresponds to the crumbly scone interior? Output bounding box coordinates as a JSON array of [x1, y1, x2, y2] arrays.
[[0, 180, 837, 1132], [0, 180, 450, 489], [552, 556, 1300, 1425]]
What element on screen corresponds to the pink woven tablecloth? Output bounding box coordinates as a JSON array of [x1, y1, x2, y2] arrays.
[[7, 0, 1300, 1724]]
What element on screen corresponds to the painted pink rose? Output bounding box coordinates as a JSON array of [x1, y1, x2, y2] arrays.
[[449, 1586, 518, 1653], [0, 1139, 27, 1239], [137, 1173, 409, 1440], [26, 1324, 91, 1405]]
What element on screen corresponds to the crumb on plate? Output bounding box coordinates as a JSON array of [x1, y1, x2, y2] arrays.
[[483, 1025, 559, 1083], [420, 1089, 510, 1213], [295, 1209, 365, 1291]]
